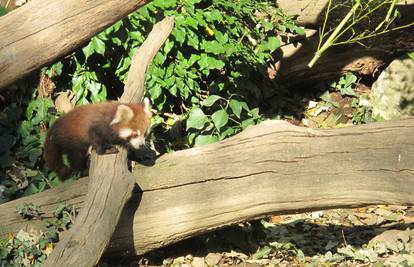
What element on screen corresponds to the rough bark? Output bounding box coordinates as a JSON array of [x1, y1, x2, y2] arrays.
[[42, 16, 174, 267], [275, 0, 414, 88], [0, 0, 151, 90], [277, 0, 414, 27], [1, 117, 413, 255]]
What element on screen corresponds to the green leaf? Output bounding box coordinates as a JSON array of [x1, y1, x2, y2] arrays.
[[344, 73, 357, 87], [164, 39, 174, 55], [168, 84, 177, 96], [248, 107, 260, 119], [201, 95, 221, 107], [0, 6, 8, 16], [294, 26, 306, 35], [197, 53, 225, 70], [241, 118, 255, 129], [408, 52, 414, 61], [149, 84, 162, 100], [186, 108, 208, 130], [172, 28, 186, 44], [128, 31, 144, 42], [211, 109, 229, 131], [260, 37, 281, 52], [187, 54, 200, 67], [205, 10, 223, 22], [194, 135, 219, 146], [200, 40, 225, 54], [23, 184, 39, 196], [184, 16, 199, 29], [153, 0, 176, 8], [229, 99, 243, 119], [214, 30, 228, 44], [253, 246, 272, 260], [320, 91, 332, 102], [340, 86, 356, 96], [82, 37, 105, 59], [220, 127, 236, 139], [186, 29, 199, 49]]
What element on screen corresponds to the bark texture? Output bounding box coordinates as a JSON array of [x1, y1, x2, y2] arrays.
[[1, 117, 413, 255], [277, 0, 414, 26], [275, 0, 414, 87], [0, 0, 150, 90]]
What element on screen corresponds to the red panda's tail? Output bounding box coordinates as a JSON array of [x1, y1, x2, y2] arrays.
[[43, 135, 71, 179]]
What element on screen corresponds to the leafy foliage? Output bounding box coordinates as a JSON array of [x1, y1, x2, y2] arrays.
[[303, 73, 377, 128], [0, 203, 77, 266], [54, 0, 292, 150], [16, 203, 42, 220], [1, 0, 302, 198], [0, 86, 61, 201]]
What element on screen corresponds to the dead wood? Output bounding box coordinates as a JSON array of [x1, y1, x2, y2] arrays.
[[0, 0, 151, 90], [42, 17, 174, 267], [274, 0, 414, 88], [1, 117, 413, 255], [277, 0, 414, 27]]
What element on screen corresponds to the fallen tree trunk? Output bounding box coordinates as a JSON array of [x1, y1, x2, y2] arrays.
[[1, 117, 413, 255], [0, 0, 151, 90]]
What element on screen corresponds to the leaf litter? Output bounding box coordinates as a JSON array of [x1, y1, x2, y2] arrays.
[[99, 205, 414, 267]]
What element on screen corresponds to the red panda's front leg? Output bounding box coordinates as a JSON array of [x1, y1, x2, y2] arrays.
[[88, 124, 120, 154], [67, 149, 88, 174]]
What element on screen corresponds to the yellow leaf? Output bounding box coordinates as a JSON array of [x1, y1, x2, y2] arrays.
[[206, 26, 214, 36]]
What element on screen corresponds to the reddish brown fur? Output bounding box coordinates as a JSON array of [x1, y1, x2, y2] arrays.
[[43, 102, 151, 178]]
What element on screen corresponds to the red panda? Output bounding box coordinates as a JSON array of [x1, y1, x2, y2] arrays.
[[43, 98, 152, 179]]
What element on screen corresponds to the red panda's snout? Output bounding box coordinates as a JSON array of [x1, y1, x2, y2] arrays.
[[129, 131, 146, 149]]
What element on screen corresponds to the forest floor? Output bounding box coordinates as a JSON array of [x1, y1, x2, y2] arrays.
[[101, 205, 414, 266]]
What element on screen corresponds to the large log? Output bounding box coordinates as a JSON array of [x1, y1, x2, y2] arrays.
[[0, 0, 151, 90], [1, 117, 413, 255]]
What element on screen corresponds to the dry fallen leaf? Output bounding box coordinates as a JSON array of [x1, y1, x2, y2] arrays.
[[38, 73, 56, 98], [270, 215, 284, 224], [55, 91, 76, 113], [205, 253, 222, 266]]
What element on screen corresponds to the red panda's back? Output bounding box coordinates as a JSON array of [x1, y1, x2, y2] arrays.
[[48, 102, 118, 148]]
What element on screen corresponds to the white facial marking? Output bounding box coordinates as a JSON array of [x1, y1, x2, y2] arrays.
[[119, 128, 133, 139], [130, 136, 145, 149]]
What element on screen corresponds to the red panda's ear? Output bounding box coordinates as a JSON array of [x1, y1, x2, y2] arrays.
[[143, 97, 152, 117], [110, 104, 134, 125]]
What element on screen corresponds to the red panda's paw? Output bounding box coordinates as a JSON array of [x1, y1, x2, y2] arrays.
[[57, 166, 72, 180], [104, 147, 119, 154]]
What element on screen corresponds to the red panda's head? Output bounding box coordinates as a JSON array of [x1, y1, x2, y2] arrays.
[[110, 98, 152, 149]]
